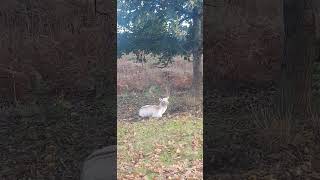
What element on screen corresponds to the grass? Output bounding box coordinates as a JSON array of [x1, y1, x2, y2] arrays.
[[117, 51, 202, 179], [117, 115, 203, 179], [117, 54, 195, 94]]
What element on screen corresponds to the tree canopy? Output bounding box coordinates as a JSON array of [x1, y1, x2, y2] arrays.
[[117, 0, 203, 66]]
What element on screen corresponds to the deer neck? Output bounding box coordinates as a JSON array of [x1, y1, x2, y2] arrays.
[[159, 102, 168, 110]]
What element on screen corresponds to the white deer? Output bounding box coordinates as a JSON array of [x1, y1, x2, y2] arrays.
[[138, 97, 169, 118]]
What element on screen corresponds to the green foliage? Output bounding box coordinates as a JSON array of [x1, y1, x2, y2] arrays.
[[117, 0, 203, 66]]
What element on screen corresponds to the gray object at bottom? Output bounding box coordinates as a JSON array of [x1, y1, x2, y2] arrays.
[[80, 145, 116, 180]]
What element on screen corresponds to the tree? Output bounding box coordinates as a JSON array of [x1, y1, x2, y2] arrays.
[[190, 7, 202, 96], [279, 0, 319, 117], [117, 0, 203, 95]]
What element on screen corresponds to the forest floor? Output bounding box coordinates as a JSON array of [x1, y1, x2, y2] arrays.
[[117, 115, 203, 179], [0, 95, 116, 179], [204, 87, 320, 180], [1, 86, 320, 179], [118, 57, 320, 179], [2, 54, 320, 179], [118, 84, 320, 179], [117, 89, 203, 179]]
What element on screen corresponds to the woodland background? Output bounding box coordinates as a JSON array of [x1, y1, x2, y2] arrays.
[[0, 0, 116, 179], [1, 0, 320, 179], [205, 0, 320, 179]]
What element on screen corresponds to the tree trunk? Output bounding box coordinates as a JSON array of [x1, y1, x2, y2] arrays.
[[191, 8, 203, 96], [192, 51, 202, 95], [279, 0, 317, 117]]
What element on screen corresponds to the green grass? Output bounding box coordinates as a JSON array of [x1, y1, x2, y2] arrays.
[[117, 115, 203, 179]]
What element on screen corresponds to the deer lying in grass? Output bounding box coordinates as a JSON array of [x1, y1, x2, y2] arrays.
[[138, 97, 169, 118]]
